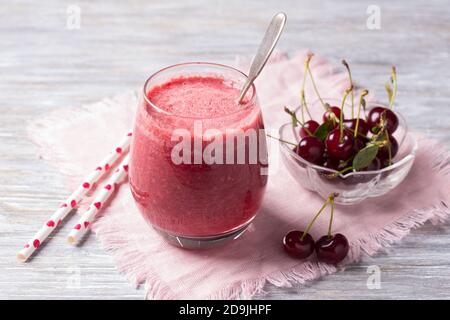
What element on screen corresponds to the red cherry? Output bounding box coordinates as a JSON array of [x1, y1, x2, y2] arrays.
[[377, 135, 399, 160], [367, 106, 399, 134], [322, 106, 342, 123], [322, 157, 341, 170], [300, 120, 320, 138], [353, 136, 367, 153], [341, 157, 382, 185], [325, 129, 355, 160], [380, 159, 394, 168], [283, 230, 315, 259], [315, 233, 349, 265], [318, 157, 342, 181], [295, 136, 325, 165], [343, 118, 369, 136]]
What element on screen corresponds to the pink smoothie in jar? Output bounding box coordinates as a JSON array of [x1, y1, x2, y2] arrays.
[[129, 63, 268, 248]]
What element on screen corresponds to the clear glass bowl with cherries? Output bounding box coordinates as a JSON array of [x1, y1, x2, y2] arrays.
[[275, 57, 418, 206]]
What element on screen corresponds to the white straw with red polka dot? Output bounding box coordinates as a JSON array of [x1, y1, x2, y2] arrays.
[[17, 132, 133, 262], [67, 154, 129, 245]]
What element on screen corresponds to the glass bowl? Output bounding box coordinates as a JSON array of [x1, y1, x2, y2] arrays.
[[278, 100, 418, 205]]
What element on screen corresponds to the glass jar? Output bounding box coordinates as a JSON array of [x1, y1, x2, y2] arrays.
[[129, 62, 268, 248]]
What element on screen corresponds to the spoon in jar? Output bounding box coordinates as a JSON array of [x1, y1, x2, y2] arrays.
[[237, 12, 287, 104]]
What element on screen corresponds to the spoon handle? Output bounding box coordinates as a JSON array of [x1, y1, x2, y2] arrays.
[[238, 12, 287, 104]]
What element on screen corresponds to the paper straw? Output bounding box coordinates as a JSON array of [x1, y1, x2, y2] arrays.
[[67, 154, 129, 245], [17, 131, 133, 262]]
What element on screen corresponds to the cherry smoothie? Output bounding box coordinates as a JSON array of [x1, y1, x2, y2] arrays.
[[129, 63, 268, 247]]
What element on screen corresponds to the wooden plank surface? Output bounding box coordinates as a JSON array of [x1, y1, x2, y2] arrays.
[[0, 0, 449, 299]]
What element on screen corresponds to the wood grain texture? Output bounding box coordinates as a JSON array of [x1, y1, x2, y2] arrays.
[[0, 0, 449, 299]]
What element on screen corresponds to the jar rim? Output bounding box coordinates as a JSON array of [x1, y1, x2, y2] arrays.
[[142, 62, 257, 119]]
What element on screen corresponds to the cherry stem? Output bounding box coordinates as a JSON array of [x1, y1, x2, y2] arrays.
[[389, 66, 397, 110], [300, 55, 313, 121], [266, 134, 297, 147], [301, 198, 330, 241], [300, 91, 312, 121], [348, 128, 370, 139], [329, 165, 354, 178], [342, 60, 354, 118], [373, 111, 388, 140], [354, 89, 369, 138], [385, 130, 392, 165], [327, 194, 335, 237], [371, 139, 388, 148], [339, 88, 351, 142], [306, 53, 327, 111], [284, 107, 314, 137], [300, 97, 306, 123]]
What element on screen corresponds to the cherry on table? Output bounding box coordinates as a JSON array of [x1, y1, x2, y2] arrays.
[[300, 120, 320, 138], [322, 106, 342, 123], [295, 136, 325, 165], [367, 106, 399, 134], [343, 118, 369, 136], [315, 233, 349, 265], [325, 128, 355, 160], [283, 230, 315, 259]]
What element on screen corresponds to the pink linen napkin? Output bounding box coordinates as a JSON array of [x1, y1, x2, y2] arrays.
[[28, 51, 450, 299]]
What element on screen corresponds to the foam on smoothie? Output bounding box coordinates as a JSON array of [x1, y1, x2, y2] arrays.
[[147, 76, 247, 118]]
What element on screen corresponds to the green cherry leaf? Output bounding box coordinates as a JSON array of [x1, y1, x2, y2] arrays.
[[371, 126, 381, 134], [353, 144, 379, 171], [314, 121, 333, 141]]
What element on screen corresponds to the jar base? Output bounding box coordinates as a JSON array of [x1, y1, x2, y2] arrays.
[[152, 223, 251, 249]]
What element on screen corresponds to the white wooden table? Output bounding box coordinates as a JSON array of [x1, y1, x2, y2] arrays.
[[1, 0, 449, 299]]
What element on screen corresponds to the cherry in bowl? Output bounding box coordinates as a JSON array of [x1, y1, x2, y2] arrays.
[[367, 106, 399, 134], [325, 128, 355, 161]]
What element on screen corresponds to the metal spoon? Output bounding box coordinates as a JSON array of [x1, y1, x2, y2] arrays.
[[237, 12, 287, 104]]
